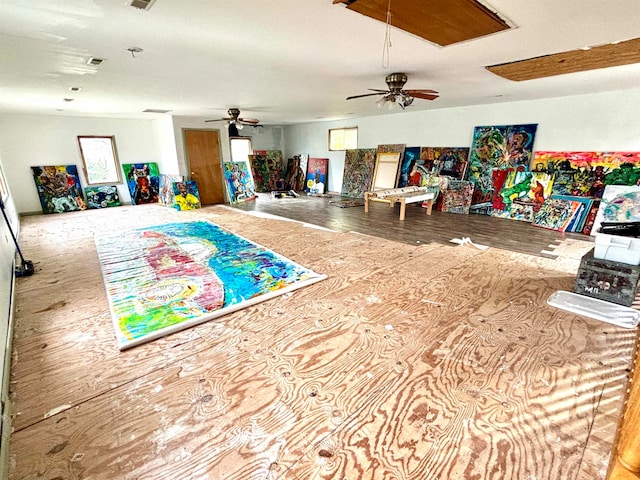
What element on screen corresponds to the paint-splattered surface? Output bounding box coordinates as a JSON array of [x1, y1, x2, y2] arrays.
[[95, 220, 324, 349]]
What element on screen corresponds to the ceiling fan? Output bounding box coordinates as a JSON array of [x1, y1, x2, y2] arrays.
[[346, 73, 438, 110], [204, 108, 261, 130]]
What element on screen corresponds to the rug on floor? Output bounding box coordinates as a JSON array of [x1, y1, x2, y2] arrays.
[[330, 199, 365, 208], [95, 220, 326, 350]]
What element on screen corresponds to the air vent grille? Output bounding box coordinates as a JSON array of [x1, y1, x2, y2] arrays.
[[87, 57, 105, 66], [143, 109, 172, 114], [129, 0, 156, 11]]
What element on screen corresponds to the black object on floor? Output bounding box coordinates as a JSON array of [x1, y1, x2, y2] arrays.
[[0, 198, 35, 277]]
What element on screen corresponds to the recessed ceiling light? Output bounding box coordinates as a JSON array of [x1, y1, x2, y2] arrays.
[[69, 87, 81, 92]]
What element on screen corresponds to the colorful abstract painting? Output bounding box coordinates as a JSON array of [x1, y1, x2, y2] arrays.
[[249, 151, 285, 192], [341, 149, 377, 197], [85, 185, 121, 209], [306, 157, 329, 194], [420, 147, 469, 180], [590, 185, 640, 236], [440, 180, 474, 214], [551, 195, 593, 233], [467, 124, 538, 208], [532, 198, 582, 232], [122, 162, 160, 205], [159, 174, 184, 207], [223, 161, 256, 204], [31, 165, 86, 214], [95, 220, 326, 350], [532, 151, 640, 198], [172, 181, 201, 210]]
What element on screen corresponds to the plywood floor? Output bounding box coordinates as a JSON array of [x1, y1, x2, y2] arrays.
[[8, 204, 637, 480]]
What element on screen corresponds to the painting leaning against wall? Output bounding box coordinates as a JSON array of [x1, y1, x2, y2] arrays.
[[31, 165, 86, 214]]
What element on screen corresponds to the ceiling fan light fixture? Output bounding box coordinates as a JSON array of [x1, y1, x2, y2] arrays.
[[236, 122, 244, 130]]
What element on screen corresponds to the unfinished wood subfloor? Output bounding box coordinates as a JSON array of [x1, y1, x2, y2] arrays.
[[8, 204, 635, 480]]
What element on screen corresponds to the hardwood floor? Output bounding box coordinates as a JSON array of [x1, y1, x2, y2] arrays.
[[7, 203, 634, 480], [230, 193, 591, 258]]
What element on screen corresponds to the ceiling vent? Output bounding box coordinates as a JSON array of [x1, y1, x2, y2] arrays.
[[143, 109, 172, 114], [128, 0, 156, 11], [87, 57, 105, 66]]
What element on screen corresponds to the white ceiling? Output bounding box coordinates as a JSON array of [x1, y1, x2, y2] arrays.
[[2, 0, 640, 125]]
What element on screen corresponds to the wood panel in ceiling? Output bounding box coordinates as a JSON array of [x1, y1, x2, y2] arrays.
[[487, 37, 640, 81], [333, 0, 510, 46]]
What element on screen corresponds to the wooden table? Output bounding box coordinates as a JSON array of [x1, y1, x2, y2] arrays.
[[364, 187, 437, 221]]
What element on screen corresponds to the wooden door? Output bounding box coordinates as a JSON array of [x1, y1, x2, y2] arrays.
[[184, 129, 225, 205]]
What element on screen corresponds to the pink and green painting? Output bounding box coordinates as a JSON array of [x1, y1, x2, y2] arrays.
[[95, 220, 326, 350]]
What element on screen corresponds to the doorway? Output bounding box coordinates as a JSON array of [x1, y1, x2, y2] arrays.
[[183, 129, 225, 205]]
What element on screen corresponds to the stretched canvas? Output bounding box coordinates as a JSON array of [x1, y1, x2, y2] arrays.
[[223, 161, 256, 204], [122, 163, 160, 205], [532, 198, 582, 232], [95, 220, 326, 350], [284, 156, 306, 191], [248, 153, 270, 192], [371, 152, 401, 190], [551, 195, 594, 233], [341, 149, 377, 197], [172, 181, 201, 210], [590, 185, 640, 236], [159, 174, 184, 207], [397, 147, 421, 188], [306, 157, 329, 194], [491, 170, 554, 221], [533, 151, 640, 198], [440, 180, 474, 214], [85, 185, 121, 209], [467, 124, 538, 208], [420, 147, 469, 180], [31, 165, 86, 214]]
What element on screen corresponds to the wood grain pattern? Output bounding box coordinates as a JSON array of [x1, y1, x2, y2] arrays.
[[487, 37, 640, 82], [8, 203, 635, 479]]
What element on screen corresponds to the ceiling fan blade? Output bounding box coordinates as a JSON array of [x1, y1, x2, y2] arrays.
[[204, 117, 230, 123], [238, 117, 260, 124], [406, 90, 439, 100], [346, 92, 386, 100]]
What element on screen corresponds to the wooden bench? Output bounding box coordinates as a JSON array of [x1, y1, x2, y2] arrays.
[[364, 186, 437, 221]]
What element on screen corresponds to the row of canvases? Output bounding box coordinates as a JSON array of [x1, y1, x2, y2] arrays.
[[247, 123, 640, 235], [31, 163, 202, 214]]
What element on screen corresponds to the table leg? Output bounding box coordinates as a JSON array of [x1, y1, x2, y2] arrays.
[[399, 198, 406, 221], [424, 199, 433, 215]]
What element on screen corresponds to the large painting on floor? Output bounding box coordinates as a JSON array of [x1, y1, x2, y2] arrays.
[[95, 220, 327, 350], [31, 165, 86, 214], [122, 162, 160, 205]]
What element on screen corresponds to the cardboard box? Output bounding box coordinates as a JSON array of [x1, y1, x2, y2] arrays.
[[594, 233, 640, 265], [574, 248, 640, 306]]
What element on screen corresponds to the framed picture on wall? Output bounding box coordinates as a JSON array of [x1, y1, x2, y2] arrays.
[[77, 136, 122, 185]]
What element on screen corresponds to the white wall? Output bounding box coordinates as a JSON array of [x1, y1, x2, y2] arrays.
[[0, 114, 175, 213], [284, 88, 640, 193]]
